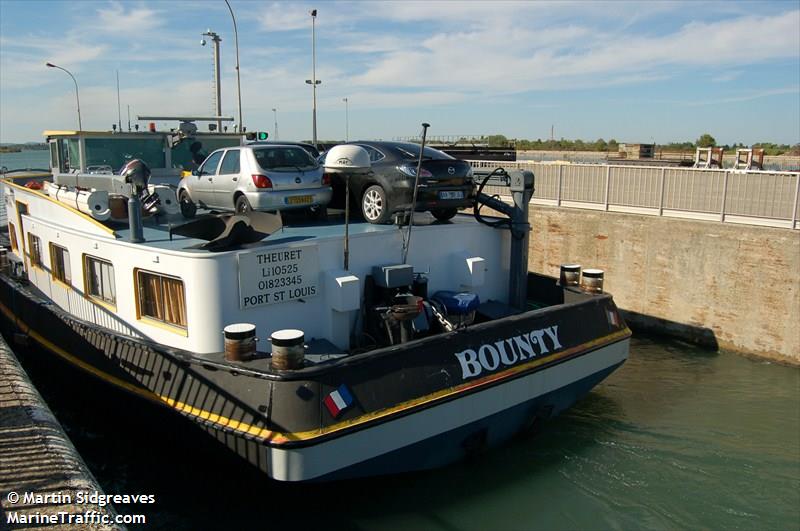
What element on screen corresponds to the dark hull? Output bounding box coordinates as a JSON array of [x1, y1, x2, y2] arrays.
[[0, 272, 630, 481]]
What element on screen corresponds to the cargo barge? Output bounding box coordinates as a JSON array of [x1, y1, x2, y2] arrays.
[[0, 129, 629, 481]]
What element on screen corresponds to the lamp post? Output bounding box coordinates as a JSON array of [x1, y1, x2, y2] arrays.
[[272, 108, 279, 140], [305, 9, 321, 148], [201, 29, 222, 132], [224, 0, 244, 132], [342, 97, 349, 142], [46, 62, 82, 131]]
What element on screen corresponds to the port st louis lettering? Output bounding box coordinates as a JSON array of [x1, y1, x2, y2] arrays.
[[237, 245, 320, 309], [455, 325, 562, 379]]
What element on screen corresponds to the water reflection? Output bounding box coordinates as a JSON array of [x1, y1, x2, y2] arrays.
[[12, 334, 800, 530]]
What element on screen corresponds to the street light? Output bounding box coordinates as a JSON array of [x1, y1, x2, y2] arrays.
[[200, 29, 222, 133], [342, 97, 349, 142], [46, 62, 82, 131], [306, 9, 321, 148], [272, 108, 279, 140], [224, 0, 244, 132]]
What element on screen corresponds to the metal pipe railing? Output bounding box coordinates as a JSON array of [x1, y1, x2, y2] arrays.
[[471, 161, 800, 229]]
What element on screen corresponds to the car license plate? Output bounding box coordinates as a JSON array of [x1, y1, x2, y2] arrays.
[[286, 195, 313, 205], [438, 191, 464, 200]]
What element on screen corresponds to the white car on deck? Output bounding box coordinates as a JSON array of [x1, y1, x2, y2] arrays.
[[177, 144, 332, 215]]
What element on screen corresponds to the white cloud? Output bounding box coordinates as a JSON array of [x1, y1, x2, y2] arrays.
[[0, 35, 108, 89], [95, 1, 164, 33], [336, 35, 408, 54], [349, 9, 800, 94], [259, 3, 322, 32], [1, 1, 798, 144], [683, 86, 800, 106]]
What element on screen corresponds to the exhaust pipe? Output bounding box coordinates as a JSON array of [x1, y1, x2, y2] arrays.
[[120, 159, 150, 243]]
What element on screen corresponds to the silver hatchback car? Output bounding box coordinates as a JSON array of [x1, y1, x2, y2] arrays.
[[178, 145, 332, 215]]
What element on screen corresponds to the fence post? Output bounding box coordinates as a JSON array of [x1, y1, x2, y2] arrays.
[[604, 165, 611, 211], [792, 172, 800, 230], [557, 164, 563, 207], [658, 167, 666, 216], [720, 170, 729, 222]]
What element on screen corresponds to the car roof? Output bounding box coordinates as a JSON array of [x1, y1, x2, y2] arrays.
[[248, 141, 318, 149], [345, 140, 455, 160], [348, 141, 424, 150], [242, 141, 320, 157], [248, 141, 315, 147]]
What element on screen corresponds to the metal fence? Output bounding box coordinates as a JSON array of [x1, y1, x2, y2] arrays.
[[0, 183, 6, 226], [470, 161, 800, 230]]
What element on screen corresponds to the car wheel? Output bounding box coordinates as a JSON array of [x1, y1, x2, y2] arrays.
[[235, 195, 252, 214], [362, 184, 391, 224], [431, 208, 457, 222], [179, 190, 196, 218]]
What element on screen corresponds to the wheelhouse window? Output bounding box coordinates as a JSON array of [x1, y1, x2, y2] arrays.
[[49, 141, 59, 170], [28, 234, 42, 268], [84, 255, 116, 305], [170, 137, 240, 170], [136, 270, 187, 328], [8, 223, 18, 252], [84, 137, 166, 172], [49, 244, 71, 284], [65, 138, 81, 172]]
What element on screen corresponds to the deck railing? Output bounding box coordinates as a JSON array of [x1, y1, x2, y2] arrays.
[[470, 161, 800, 230], [3, 167, 799, 230]]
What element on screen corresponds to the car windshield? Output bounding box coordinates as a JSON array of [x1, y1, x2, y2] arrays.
[[393, 145, 454, 161], [254, 146, 319, 171]]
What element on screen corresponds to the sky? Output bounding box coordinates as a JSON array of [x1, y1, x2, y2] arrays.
[[0, 0, 798, 146]]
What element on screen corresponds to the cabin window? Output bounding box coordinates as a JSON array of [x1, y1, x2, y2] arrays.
[[84, 256, 116, 305], [136, 270, 187, 328], [28, 234, 42, 268], [84, 138, 166, 173], [55, 140, 69, 172], [170, 137, 241, 170], [49, 244, 71, 284], [66, 138, 81, 172], [7, 223, 18, 252], [49, 142, 59, 170]]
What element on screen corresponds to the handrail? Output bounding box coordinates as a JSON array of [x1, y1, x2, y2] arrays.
[[470, 160, 800, 230]]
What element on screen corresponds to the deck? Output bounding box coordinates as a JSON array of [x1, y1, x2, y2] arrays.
[[112, 210, 480, 252]]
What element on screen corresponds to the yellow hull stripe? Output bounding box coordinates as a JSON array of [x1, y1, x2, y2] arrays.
[[3, 173, 53, 180], [0, 297, 630, 445], [2, 179, 117, 236]]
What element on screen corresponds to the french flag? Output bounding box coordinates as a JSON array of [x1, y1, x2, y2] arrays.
[[607, 309, 620, 327], [324, 384, 355, 418]]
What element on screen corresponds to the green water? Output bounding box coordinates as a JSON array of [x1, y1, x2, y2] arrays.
[[0, 150, 51, 224], [2, 147, 799, 528], [0, 149, 50, 172], [14, 334, 800, 530]]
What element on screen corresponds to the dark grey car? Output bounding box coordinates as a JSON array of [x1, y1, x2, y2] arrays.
[[321, 141, 476, 223]]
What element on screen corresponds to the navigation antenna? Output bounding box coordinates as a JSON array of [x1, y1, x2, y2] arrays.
[[116, 70, 122, 131], [201, 30, 223, 132], [401, 122, 430, 264]]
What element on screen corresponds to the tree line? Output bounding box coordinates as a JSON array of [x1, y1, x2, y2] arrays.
[[480, 134, 799, 156]]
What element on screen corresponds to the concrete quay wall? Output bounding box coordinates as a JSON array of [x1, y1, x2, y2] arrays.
[[528, 206, 800, 364], [0, 335, 121, 529]]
